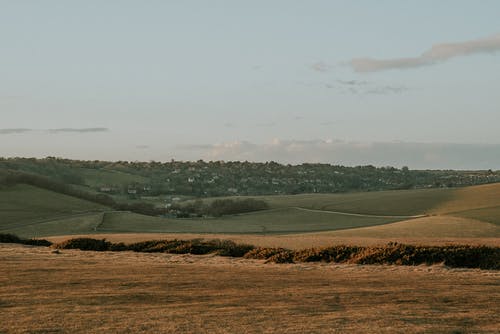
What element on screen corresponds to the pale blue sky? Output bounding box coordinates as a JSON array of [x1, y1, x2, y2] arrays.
[[1, 1, 500, 168]]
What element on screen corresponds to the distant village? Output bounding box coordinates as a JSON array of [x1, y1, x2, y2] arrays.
[[88, 160, 500, 201], [2, 157, 499, 203]]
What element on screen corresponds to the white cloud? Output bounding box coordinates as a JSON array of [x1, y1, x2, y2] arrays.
[[350, 33, 500, 72], [178, 139, 500, 169], [0, 127, 110, 135]]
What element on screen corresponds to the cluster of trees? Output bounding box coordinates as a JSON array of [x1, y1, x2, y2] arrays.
[[171, 198, 269, 218]]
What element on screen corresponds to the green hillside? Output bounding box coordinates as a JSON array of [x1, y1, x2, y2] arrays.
[[97, 209, 403, 234], [196, 188, 455, 216], [0, 184, 108, 231], [3, 181, 500, 239], [4, 213, 105, 238]]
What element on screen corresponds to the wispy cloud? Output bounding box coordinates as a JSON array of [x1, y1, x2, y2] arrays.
[[350, 33, 500, 72], [47, 127, 109, 133], [0, 128, 34, 135], [178, 139, 500, 169], [0, 127, 109, 135], [301, 79, 408, 95]]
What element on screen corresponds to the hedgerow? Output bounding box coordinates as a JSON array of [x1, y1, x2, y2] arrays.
[[0, 233, 52, 246], [3, 233, 498, 270]]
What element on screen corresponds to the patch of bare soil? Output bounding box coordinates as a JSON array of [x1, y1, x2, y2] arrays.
[[1, 244, 499, 333]]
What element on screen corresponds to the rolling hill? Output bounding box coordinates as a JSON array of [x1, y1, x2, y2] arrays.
[[1, 180, 500, 240], [0, 184, 108, 227]]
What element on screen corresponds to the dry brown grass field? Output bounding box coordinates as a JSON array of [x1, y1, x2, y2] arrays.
[[1, 243, 499, 334]]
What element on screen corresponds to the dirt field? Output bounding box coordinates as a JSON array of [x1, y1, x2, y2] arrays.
[[1, 244, 499, 333]]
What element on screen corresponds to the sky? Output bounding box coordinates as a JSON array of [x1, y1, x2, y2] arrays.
[[1, 0, 500, 169]]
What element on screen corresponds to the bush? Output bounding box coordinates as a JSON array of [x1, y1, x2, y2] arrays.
[[0, 233, 52, 247], [38, 236, 500, 270], [109, 242, 128, 251], [243, 243, 500, 269], [244, 247, 291, 260], [442, 245, 500, 270], [169, 239, 216, 255], [0, 233, 22, 243], [23, 239, 53, 247], [54, 238, 111, 251], [293, 246, 361, 263], [266, 250, 295, 263], [213, 239, 254, 257]]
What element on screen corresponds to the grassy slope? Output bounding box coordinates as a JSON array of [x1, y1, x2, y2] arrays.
[[308, 183, 500, 237], [196, 188, 456, 216], [431, 183, 500, 214], [97, 209, 402, 234], [323, 216, 500, 238], [452, 206, 500, 226], [4, 213, 105, 238], [0, 184, 108, 231], [4, 182, 500, 238], [429, 183, 500, 226]]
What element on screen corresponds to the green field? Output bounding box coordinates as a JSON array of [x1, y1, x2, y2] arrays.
[[0, 184, 108, 231], [97, 209, 403, 234], [2, 181, 500, 239], [212, 188, 455, 216], [450, 206, 500, 226], [5, 213, 105, 238]]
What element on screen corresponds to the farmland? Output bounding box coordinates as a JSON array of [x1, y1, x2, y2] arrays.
[[1, 180, 500, 243]]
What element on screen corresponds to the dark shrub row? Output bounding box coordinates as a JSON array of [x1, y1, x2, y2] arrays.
[[54, 237, 255, 257], [9, 234, 498, 270], [243, 243, 500, 269], [54, 238, 111, 251], [171, 198, 270, 218], [244, 247, 294, 263], [0, 233, 52, 246]]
